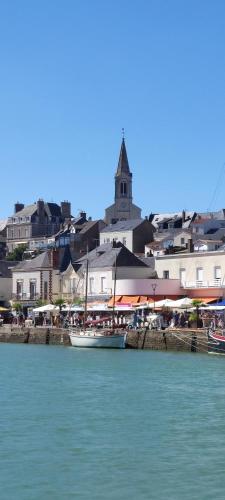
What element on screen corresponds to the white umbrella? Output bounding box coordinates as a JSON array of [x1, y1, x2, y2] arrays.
[[33, 304, 59, 312], [168, 297, 193, 309], [154, 298, 174, 308]]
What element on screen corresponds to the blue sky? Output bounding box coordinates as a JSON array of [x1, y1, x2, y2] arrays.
[[1, 0, 225, 219]]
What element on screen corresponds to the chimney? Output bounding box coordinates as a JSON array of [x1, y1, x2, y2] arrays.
[[187, 238, 194, 253], [182, 210, 186, 223], [14, 202, 24, 213], [37, 199, 45, 220], [49, 248, 60, 269], [61, 201, 71, 219], [79, 211, 87, 220]]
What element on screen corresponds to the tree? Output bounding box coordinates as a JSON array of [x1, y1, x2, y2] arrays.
[[54, 298, 65, 312], [6, 244, 28, 261]]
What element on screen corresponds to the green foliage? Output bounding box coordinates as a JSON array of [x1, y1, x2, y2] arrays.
[[54, 298, 65, 306], [192, 299, 203, 308], [13, 302, 22, 312], [35, 299, 47, 307], [6, 244, 28, 261], [189, 311, 198, 322]]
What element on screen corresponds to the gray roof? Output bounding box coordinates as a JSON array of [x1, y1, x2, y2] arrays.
[[101, 219, 143, 233], [13, 251, 51, 271], [0, 219, 7, 232], [9, 202, 62, 219], [75, 242, 148, 270]]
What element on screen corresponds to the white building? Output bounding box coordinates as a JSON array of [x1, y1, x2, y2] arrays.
[[11, 248, 71, 306], [155, 250, 225, 299]]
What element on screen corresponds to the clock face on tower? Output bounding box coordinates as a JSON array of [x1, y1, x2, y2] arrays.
[[120, 201, 127, 210]]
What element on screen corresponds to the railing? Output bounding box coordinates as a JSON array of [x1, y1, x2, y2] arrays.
[[12, 293, 40, 301], [182, 279, 224, 289]]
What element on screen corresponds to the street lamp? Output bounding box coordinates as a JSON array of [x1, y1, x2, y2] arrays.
[[151, 283, 157, 311]]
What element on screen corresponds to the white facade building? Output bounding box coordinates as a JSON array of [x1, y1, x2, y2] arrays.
[[155, 251, 225, 298]]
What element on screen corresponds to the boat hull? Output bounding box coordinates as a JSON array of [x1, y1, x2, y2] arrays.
[[69, 331, 126, 349], [207, 330, 225, 355]]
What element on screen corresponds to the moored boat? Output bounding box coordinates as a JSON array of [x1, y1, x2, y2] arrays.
[[207, 329, 225, 355], [69, 329, 126, 348], [69, 246, 127, 349]]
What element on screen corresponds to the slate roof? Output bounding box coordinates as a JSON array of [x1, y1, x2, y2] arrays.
[[152, 211, 196, 229], [116, 138, 131, 176], [101, 219, 144, 233], [75, 242, 148, 269], [9, 202, 62, 218], [0, 219, 7, 232], [0, 261, 18, 278], [13, 251, 51, 271]]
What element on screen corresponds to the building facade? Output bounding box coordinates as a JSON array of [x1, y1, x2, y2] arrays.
[[100, 219, 154, 254], [155, 251, 225, 299], [7, 200, 71, 253]]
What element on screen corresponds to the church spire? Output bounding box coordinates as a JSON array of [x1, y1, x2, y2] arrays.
[[116, 135, 131, 177]]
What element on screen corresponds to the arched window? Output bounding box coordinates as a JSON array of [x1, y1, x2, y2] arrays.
[[120, 182, 127, 196]]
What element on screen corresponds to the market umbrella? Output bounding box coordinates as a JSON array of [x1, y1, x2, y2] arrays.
[[168, 297, 193, 309], [32, 304, 59, 312], [154, 298, 174, 308]]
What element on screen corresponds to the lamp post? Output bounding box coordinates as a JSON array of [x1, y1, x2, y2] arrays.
[[151, 283, 157, 311]]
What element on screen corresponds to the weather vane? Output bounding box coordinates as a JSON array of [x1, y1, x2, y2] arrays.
[[122, 127, 125, 140]]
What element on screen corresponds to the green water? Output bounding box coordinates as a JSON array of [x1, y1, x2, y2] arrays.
[[1, 344, 225, 500]]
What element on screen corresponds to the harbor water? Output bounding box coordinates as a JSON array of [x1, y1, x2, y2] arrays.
[[1, 344, 225, 500]]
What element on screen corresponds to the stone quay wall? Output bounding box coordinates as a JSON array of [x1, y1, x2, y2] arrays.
[[0, 326, 208, 353]]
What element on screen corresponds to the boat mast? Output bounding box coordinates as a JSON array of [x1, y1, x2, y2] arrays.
[[83, 252, 89, 330], [112, 249, 117, 331]]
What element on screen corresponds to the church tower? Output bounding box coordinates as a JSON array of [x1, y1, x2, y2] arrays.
[[105, 136, 142, 225]]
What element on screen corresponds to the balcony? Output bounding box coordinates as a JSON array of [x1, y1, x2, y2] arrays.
[[12, 293, 40, 301], [182, 279, 225, 289]]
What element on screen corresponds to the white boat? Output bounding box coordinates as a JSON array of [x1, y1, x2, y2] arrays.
[[69, 247, 127, 349], [69, 329, 126, 348]]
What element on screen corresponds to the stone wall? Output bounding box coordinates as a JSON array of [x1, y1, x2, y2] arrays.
[[0, 326, 208, 352]]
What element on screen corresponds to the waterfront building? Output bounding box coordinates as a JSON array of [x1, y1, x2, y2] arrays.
[[11, 247, 71, 307], [100, 219, 154, 254], [105, 138, 141, 225], [154, 250, 225, 300], [7, 200, 71, 253]]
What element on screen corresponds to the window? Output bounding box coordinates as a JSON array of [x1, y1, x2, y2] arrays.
[[89, 277, 94, 294], [180, 237, 185, 245], [29, 280, 36, 300], [214, 266, 221, 280], [100, 277, 106, 293], [16, 280, 23, 299], [163, 270, 169, 279], [120, 182, 127, 196], [196, 267, 203, 282], [180, 268, 186, 285], [44, 281, 48, 300], [122, 237, 127, 246]]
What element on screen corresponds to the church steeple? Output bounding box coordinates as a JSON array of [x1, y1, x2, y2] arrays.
[[116, 138, 131, 177], [104, 134, 142, 225]]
